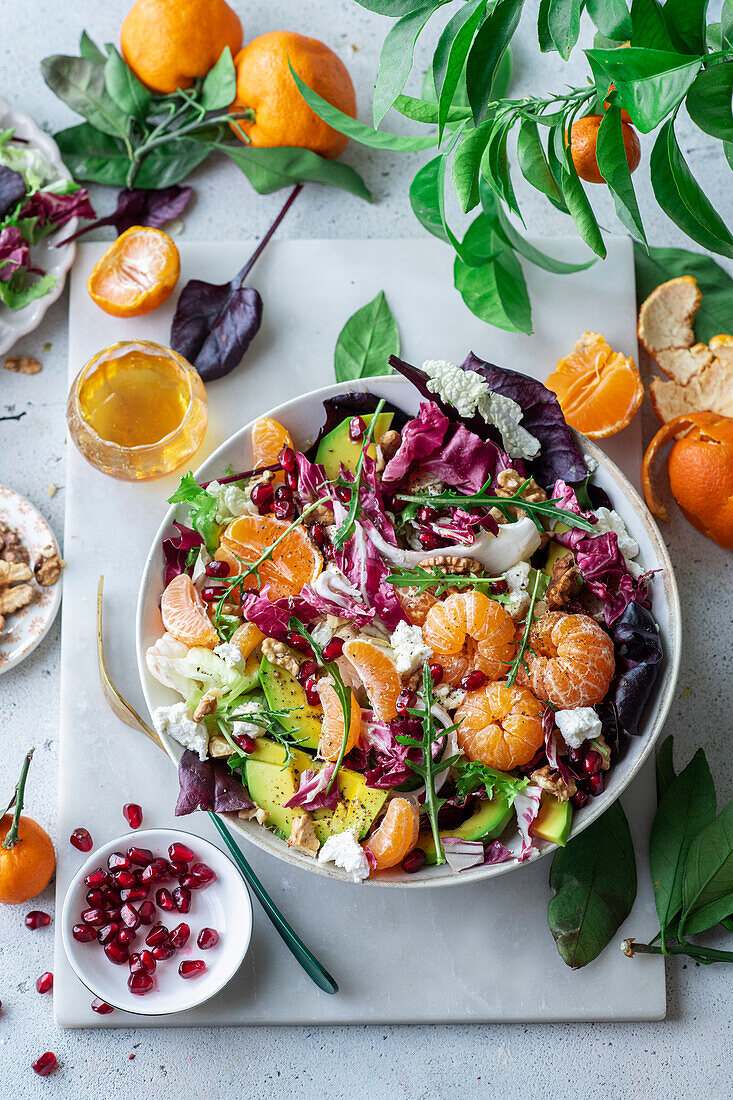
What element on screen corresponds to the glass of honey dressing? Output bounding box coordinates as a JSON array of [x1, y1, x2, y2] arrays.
[[67, 341, 208, 480]]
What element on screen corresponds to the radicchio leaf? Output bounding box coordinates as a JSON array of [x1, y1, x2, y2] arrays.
[[381, 400, 449, 486], [162, 521, 203, 587], [284, 765, 339, 811], [362, 718, 419, 789], [175, 749, 252, 816], [483, 840, 513, 865], [0, 226, 32, 281], [334, 508, 408, 632], [441, 837, 486, 872], [514, 784, 543, 861], [0, 165, 27, 220], [241, 587, 319, 641], [21, 187, 95, 230], [58, 184, 191, 244], [605, 602, 662, 739], [556, 527, 649, 626], [421, 423, 512, 493]]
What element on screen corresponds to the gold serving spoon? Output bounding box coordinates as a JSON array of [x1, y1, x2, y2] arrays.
[[96, 577, 337, 996]]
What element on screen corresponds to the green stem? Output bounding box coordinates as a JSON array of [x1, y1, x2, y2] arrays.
[[421, 665, 445, 865], [506, 568, 544, 688], [395, 481, 596, 533], [622, 938, 733, 964], [2, 748, 34, 850]]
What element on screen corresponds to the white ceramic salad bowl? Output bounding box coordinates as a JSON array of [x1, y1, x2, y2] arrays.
[[136, 376, 681, 887]]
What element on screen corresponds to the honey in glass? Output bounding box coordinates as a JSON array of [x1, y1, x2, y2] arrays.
[[66, 340, 208, 481]]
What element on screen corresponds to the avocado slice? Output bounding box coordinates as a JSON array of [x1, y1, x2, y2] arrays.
[[244, 759, 302, 840], [417, 794, 514, 865], [532, 793, 572, 847], [315, 412, 394, 481], [247, 735, 314, 772], [312, 768, 388, 844], [259, 656, 322, 751]]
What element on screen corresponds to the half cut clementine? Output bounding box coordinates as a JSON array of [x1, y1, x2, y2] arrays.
[[546, 331, 644, 439], [216, 514, 322, 600], [87, 226, 180, 318]]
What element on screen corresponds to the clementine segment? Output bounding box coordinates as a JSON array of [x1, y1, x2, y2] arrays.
[[422, 591, 516, 686], [87, 227, 180, 318], [230, 31, 356, 158], [216, 514, 323, 600], [455, 682, 544, 770], [121, 0, 243, 94], [363, 797, 419, 871], [251, 417, 292, 486], [546, 331, 643, 439], [161, 573, 219, 648], [318, 680, 362, 762], [342, 638, 401, 721], [522, 611, 615, 709]]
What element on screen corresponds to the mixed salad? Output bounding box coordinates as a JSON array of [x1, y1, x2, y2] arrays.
[[0, 127, 94, 310], [147, 354, 662, 881]]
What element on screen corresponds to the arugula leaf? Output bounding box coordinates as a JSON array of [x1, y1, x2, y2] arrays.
[[218, 144, 372, 201], [465, 0, 525, 126], [373, 1, 445, 127], [680, 800, 733, 937], [334, 290, 400, 382], [548, 799, 637, 969], [585, 48, 701, 133], [386, 565, 505, 598], [453, 759, 528, 803], [655, 734, 676, 802], [596, 106, 647, 242], [633, 243, 733, 343], [649, 748, 716, 948], [168, 473, 221, 553], [432, 0, 487, 140], [686, 61, 733, 143]]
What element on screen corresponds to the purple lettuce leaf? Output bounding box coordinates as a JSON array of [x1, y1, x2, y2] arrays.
[[605, 602, 662, 739], [362, 719, 419, 789], [334, 513, 408, 632], [241, 587, 319, 642], [381, 400, 449, 486], [21, 188, 95, 231], [162, 521, 203, 587], [175, 750, 252, 816], [556, 527, 649, 626], [305, 393, 410, 461], [294, 452, 332, 508], [301, 571, 375, 626], [171, 273, 263, 382], [0, 226, 32, 281], [483, 840, 513, 865], [58, 184, 191, 244], [441, 837, 485, 872], [284, 765, 339, 811], [0, 166, 27, 220], [551, 479, 597, 522], [422, 423, 513, 494], [514, 784, 542, 861]]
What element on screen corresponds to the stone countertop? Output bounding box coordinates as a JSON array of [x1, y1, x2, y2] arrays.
[[0, 1, 731, 1096]]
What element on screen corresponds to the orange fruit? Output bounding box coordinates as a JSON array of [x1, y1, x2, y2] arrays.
[[87, 227, 180, 318], [642, 412, 733, 548], [522, 611, 615, 709], [0, 814, 55, 905], [363, 797, 420, 871], [396, 585, 438, 627], [546, 331, 644, 439], [216, 514, 323, 601], [229, 620, 265, 658], [422, 591, 516, 687], [161, 573, 219, 648], [251, 417, 292, 469], [121, 0, 243, 94], [455, 682, 544, 771], [230, 31, 356, 159], [342, 639, 401, 721], [318, 680, 362, 762], [567, 113, 640, 184]]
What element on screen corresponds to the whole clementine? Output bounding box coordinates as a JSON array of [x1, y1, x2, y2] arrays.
[[230, 31, 356, 159], [121, 0, 243, 94], [0, 751, 55, 906], [642, 412, 733, 548], [568, 114, 641, 184]]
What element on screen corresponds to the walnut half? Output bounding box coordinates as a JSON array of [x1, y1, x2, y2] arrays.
[[287, 813, 320, 857], [545, 552, 582, 611], [34, 545, 64, 587], [261, 637, 300, 677], [530, 764, 577, 802]]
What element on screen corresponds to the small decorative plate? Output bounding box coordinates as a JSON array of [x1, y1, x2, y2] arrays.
[[0, 484, 62, 674]]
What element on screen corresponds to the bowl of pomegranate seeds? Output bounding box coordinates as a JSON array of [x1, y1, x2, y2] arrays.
[[61, 828, 252, 1015]]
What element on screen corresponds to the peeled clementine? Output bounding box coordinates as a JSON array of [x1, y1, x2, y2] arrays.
[[216, 514, 323, 600], [161, 573, 219, 648], [87, 227, 180, 318], [342, 638, 401, 721], [642, 412, 733, 548], [230, 31, 356, 159], [546, 332, 644, 439], [568, 113, 640, 184], [363, 797, 419, 871], [121, 0, 243, 94]]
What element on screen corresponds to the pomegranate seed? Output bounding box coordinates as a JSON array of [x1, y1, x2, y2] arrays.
[[152, 943, 174, 961], [179, 959, 206, 979], [567, 746, 584, 765], [583, 750, 603, 776], [396, 689, 417, 716], [191, 863, 216, 887], [490, 578, 509, 595], [278, 445, 297, 473], [102, 886, 122, 907], [416, 505, 437, 523], [169, 923, 190, 949], [285, 469, 298, 491], [91, 999, 114, 1015], [418, 531, 441, 550], [36, 972, 53, 994], [233, 733, 256, 754], [107, 908, 123, 923], [120, 887, 149, 902], [84, 868, 109, 888], [32, 1052, 58, 1077], [128, 951, 142, 972], [201, 584, 223, 602], [335, 485, 351, 504], [272, 499, 294, 520], [80, 907, 106, 926], [251, 482, 274, 510], [104, 942, 129, 965], [25, 910, 51, 930], [127, 972, 153, 996], [140, 864, 161, 885], [310, 523, 327, 547], [107, 852, 131, 872], [285, 630, 309, 652], [296, 659, 318, 685], [169, 841, 195, 864], [402, 848, 427, 874], [205, 559, 229, 578], [70, 827, 93, 852], [123, 803, 143, 829], [589, 772, 605, 796], [116, 927, 137, 946], [73, 923, 96, 943], [139, 949, 156, 973], [127, 844, 154, 866], [97, 922, 120, 945], [169, 860, 189, 876], [85, 888, 105, 908], [138, 900, 156, 924], [429, 662, 443, 686], [197, 927, 220, 950], [156, 888, 175, 911], [459, 669, 487, 692], [349, 416, 366, 441], [173, 887, 191, 913], [274, 484, 293, 503], [145, 924, 169, 947], [572, 790, 589, 809], [114, 869, 137, 888], [179, 874, 201, 890], [321, 637, 344, 661], [304, 677, 320, 706], [120, 903, 140, 929]]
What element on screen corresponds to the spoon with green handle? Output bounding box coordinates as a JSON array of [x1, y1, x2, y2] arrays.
[[96, 577, 338, 996]]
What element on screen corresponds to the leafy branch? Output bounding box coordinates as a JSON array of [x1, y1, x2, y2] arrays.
[[386, 564, 505, 598], [288, 619, 352, 792]]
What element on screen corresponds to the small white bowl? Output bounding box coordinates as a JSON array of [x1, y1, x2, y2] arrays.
[[61, 828, 253, 1016]]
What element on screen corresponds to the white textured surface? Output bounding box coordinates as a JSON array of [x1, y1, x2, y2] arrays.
[[0, 0, 731, 1096]]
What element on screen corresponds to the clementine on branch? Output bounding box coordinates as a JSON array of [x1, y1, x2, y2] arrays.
[[568, 113, 640, 184]]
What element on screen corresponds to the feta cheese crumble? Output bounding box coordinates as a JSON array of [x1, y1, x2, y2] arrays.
[[318, 828, 371, 882], [389, 621, 433, 675], [214, 641, 245, 668], [153, 702, 209, 760], [592, 508, 642, 577], [503, 561, 531, 620], [206, 480, 257, 524], [422, 359, 540, 460], [555, 707, 601, 749]]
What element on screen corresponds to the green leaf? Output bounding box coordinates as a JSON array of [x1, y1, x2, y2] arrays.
[[0, 273, 57, 311], [681, 800, 733, 936], [353, 0, 429, 13], [133, 140, 212, 189], [649, 748, 716, 942], [633, 243, 733, 343], [548, 800, 637, 969], [596, 106, 646, 242], [550, 124, 607, 258], [218, 143, 372, 201], [200, 47, 237, 111], [480, 116, 522, 220], [466, 0, 525, 126], [516, 117, 568, 211], [585, 0, 632, 39], [433, 0, 487, 139], [393, 94, 470, 125], [547, 0, 584, 61], [662, 0, 709, 55], [537, 0, 554, 52], [53, 122, 131, 186], [454, 213, 532, 334], [168, 473, 221, 553], [656, 735, 676, 801], [491, 44, 514, 99], [493, 198, 597, 273], [650, 120, 733, 259], [334, 290, 400, 382], [79, 31, 106, 64], [630, 0, 676, 51], [585, 47, 702, 133], [104, 44, 151, 125], [373, 1, 444, 127], [41, 54, 131, 141], [409, 151, 479, 261], [452, 118, 492, 211], [687, 61, 733, 142], [289, 63, 438, 151]]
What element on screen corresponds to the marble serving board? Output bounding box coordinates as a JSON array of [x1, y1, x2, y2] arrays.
[[55, 236, 665, 1026]]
